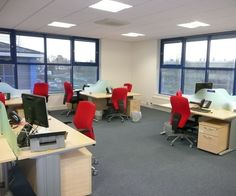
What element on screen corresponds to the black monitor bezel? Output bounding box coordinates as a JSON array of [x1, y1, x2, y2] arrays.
[[195, 82, 213, 93], [22, 93, 49, 128]]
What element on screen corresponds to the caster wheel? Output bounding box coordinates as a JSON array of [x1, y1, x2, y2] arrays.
[[189, 145, 193, 148], [92, 169, 98, 176], [93, 159, 99, 165]]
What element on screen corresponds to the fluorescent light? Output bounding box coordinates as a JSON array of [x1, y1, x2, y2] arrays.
[[178, 21, 210, 29], [122, 32, 145, 37], [89, 0, 132, 13], [48, 22, 76, 28]]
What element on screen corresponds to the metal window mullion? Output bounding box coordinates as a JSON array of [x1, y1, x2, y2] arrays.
[[181, 39, 186, 93], [44, 35, 47, 83], [71, 38, 74, 86]]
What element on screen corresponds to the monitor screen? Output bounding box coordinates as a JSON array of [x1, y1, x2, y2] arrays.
[[195, 82, 213, 93], [22, 93, 49, 127]]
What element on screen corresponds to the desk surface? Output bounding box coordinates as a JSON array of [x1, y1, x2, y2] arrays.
[[0, 136, 16, 164], [5, 97, 22, 106], [15, 116, 96, 160], [159, 103, 236, 121], [80, 91, 141, 99]]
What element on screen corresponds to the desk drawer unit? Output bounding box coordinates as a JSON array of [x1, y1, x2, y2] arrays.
[[197, 120, 229, 154], [127, 99, 140, 116]]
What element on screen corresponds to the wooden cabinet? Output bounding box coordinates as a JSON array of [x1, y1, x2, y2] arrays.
[[19, 147, 92, 196], [126, 99, 140, 116], [61, 148, 92, 196], [197, 120, 229, 154]]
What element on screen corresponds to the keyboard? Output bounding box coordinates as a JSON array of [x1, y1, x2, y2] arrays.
[[191, 108, 211, 113]]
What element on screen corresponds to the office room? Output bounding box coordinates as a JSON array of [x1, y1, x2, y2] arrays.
[[1, 0, 236, 196]]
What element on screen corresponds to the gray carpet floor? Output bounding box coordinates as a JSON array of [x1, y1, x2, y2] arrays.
[[51, 107, 236, 196]]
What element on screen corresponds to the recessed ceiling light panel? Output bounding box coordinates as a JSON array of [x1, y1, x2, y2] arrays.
[[122, 32, 145, 37], [48, 22, 76, 28], [89, 0, 132, 13], [178, 21, 210, 29]]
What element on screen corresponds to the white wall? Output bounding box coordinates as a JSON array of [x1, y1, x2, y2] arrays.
[[100, 39, 132, 86], [131, 40, 160, 105]]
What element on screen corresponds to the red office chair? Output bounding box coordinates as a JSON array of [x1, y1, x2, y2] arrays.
[[176, 89, 182, 96], [167, 95, 198, 147], [0, 92, 5, 105], [124, 83, 132, 92], [73, 101, 98, 175], [33, 82, 49, 102], [63, 81, 80, 116], [107, 87, 128, 122]]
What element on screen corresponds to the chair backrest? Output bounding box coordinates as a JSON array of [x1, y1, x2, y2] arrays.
[[73, 101, 96, 140], [124, 83, 132, 92], [170, 96, 191, 128], [64, 81, 73, 103], [175, 89, 182, 96], [33, 82, 49, 97], [0, 92, 5, 105], [111, 88, 128, 111]]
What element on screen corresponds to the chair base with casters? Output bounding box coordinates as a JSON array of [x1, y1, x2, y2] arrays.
[[106, 112, 128, 122], [92, 156, 99, 176], [167, 131, 195, 148], [167, 113, 198, 148]]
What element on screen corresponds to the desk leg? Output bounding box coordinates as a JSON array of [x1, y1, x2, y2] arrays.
[[2, 163, 8, 190], [219, 118, 236, 155], [36, 154, 61, 196]]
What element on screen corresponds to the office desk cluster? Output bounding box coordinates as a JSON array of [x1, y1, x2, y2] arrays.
[[159, 103, 236, 155], [80, 91, 141, 116], [0, 101, 95, 196]]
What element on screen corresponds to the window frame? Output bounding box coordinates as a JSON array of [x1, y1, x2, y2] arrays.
[[159, 31, 236, 95], [0, 28, 99, 92]]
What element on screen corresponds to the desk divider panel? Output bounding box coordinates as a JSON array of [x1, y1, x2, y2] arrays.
[[185, 88, 236, 111], [0, 102, 19, 156]]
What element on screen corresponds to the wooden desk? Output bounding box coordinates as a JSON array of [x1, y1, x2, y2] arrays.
[[0, 137, 16, 164], [80, 91, 141, 111], [5, 97, 22, 106], [160, 103, 236, 120], [0, 136, 16, 190], [15, 116, 95, 196], [158, 103, 236, 155]]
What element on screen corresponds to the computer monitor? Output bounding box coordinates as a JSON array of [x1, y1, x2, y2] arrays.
[[195, 82, 213, 93], [22, 93, 49, 127]]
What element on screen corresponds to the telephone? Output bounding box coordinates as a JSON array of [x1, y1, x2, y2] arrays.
[[8, 110, 21, 125], [106, 87, 113, 94], [17, 124, 32, 148]]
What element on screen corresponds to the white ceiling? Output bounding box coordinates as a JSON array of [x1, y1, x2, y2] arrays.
[[0, 0, 236, 41]]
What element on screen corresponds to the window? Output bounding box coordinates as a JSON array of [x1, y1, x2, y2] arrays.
[[0, 64, 15, 87], [0, 28, 99, 92], [16, 35, 44, 63], [208, 70, 234, 94], [47, 38, 71, 64], [209, 38, 236, 68], [160, 32, 236, 95], [160, 68, 181, 95], [75, 41, 96, 63], [73, 66, 97, 89], [183, 69, 205, 94], [163, 42, 182, 65], [185, 40, 207, 68], [0, 33, 11, 61], [47, 65, 70, 92], [17, 64, 45, 90]]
